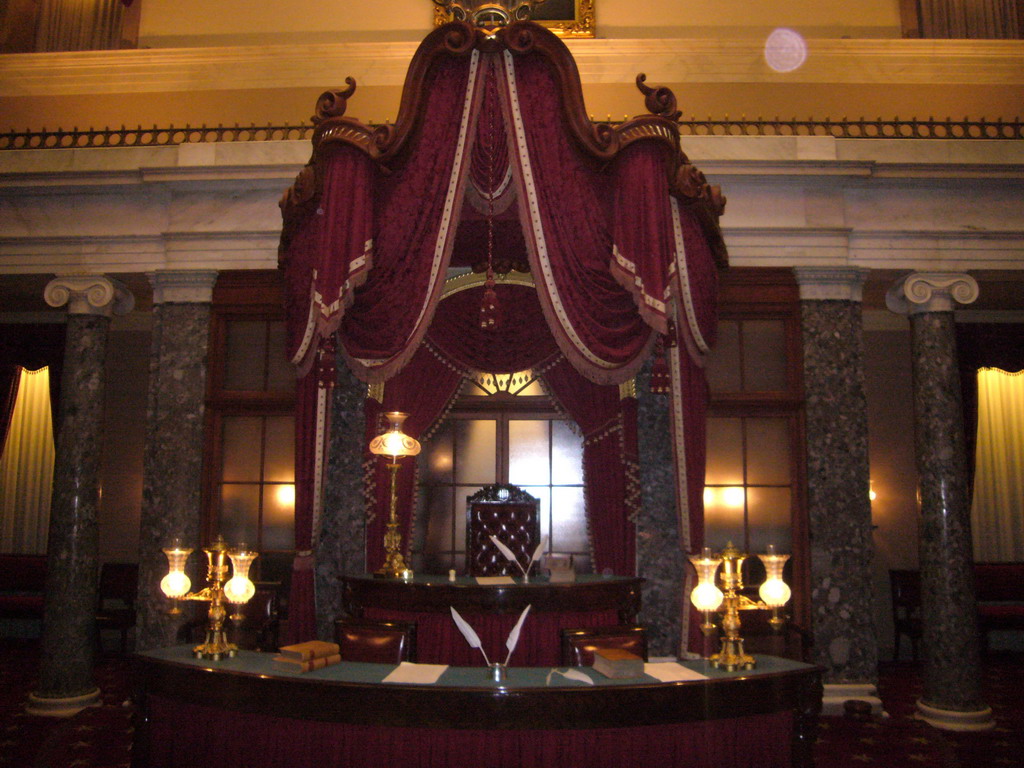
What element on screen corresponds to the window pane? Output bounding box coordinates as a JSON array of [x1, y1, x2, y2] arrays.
[[551, 421, 584, 484], [263, 416, 295, 482], [509, 420, 551, 486], [265, 321, 296, 393], [422, 424, 454, 483], [705, 418, 744, 486], [454, 420, 496, 484], [422, 485, 455, 557], [743, 321, 787, 391], [551, 486, 588, 553], [222, 418, 262, 482], [706, 320, 741, 392], [744, 418, 790, 485], [455, 488, 475, 555], [521, 486, 551, 544], [225, 320, 267, 390], [220, 484, 259, 545], [746, 487, 792, 554], [262, 484, 296, 550], [703, 485, 746, 552]]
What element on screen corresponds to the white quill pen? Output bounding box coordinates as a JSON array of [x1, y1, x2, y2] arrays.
[[503, 604, 532, 665], [450, 606, 491, 666], [529, 537, 547, 567], [489, 534, 527, 577], [545, 667, 594, 686]]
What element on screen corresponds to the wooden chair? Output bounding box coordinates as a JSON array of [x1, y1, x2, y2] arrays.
[[560, 625, 648, 667], [94, 562, 138, 653], [334, 618, 417, 664], [466, 484, 540, 577], [227, 588, 281, 652], [890, 569, 922, 661]]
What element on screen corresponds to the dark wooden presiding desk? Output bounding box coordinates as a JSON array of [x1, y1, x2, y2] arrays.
[[132, 646, 822, 768], [342, 573, 643, 666]]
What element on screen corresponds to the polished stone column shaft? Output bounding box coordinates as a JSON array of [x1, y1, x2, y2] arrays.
[[886, 272, 991, 731], [796, 268, 878, 692], [636, 358, 686, 657], [30, 276, 133, 717], [318, 361, 367, 640], [136, 271, 217, 651]]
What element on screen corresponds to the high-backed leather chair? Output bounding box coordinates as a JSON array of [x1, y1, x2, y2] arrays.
[[334, 618, 417, 664], [94, 562, 138, 654], [890, 569, 922, 661], [560, 625, 649, 667], [466, 484, 540, 577]]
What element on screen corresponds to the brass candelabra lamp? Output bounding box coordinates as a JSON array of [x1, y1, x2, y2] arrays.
[[369, 411, 421, 579], [160, 535, 257, 660], [689, 542, 792, 671]]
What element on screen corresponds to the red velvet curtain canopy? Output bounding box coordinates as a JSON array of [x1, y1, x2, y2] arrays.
[[278, 21, 727, 642]]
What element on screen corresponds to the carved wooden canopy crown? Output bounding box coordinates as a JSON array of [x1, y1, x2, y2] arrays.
[[433, 0, 547, 33]]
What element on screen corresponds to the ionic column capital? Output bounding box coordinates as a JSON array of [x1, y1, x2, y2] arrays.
[[149, 270, 218, 304], [44, 275, 134, 317], [793, 267, 869, 302], [885, 272, 979, 315]]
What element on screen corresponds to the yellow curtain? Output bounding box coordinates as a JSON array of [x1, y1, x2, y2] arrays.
[[971, 367, 1024, 561], [0, 367, 55, 554], [919, 0, 1022, 38]]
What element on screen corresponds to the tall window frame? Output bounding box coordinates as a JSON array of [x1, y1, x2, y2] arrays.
[[704, 267, 810, 630], [201, 271, 296, 588], [412, 374, 589, 574]]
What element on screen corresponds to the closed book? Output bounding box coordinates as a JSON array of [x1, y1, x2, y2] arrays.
[[277, 640, 340, 661], [274, 653, 342, 673], [592, 648, 644, 679]]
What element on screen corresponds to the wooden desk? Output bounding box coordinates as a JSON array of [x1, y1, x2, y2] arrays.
[[132, 646, 823, 768], [342, 574, 643, 666]]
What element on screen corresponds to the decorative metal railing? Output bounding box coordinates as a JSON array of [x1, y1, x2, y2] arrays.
[[1, 115, 1020, 151]]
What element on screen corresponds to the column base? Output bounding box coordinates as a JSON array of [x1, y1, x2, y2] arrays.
[[822, 683, 884, 716], [915, 699, 994, 731], [25, 688, 101, 718]]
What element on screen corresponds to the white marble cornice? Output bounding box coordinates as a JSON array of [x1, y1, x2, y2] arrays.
[[2, 38, 1021, 97], [885, 272, 980, 315], [794, 267, 869, 301], [149, 269, 219, 304], [44, 275, 134, 317]]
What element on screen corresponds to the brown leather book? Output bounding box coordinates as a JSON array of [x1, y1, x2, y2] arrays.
[[592, 648, 644, 679]]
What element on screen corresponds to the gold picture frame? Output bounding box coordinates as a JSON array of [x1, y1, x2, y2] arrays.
[[433, 0, 596, 39]]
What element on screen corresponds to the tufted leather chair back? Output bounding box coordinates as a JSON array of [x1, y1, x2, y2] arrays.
[[466, 484, 541, 577]]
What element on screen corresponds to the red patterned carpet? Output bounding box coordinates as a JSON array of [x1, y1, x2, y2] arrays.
[[1, 638, 1021, 767]]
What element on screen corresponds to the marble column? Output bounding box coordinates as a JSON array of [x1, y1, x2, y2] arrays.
[[886, 272, 992, 731], [136, 270, 217, 651], [635, 359, 686, 657], [28, 275, 133, 717], [316, 361, 367, 640], [795, 267, 880, 712]]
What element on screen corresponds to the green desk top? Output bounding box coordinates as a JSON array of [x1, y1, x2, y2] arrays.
[[139, 645, 815, 691]]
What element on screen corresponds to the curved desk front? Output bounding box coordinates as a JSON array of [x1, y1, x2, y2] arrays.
[[342, 574, 643, 666], [132, 646, 822, 768]]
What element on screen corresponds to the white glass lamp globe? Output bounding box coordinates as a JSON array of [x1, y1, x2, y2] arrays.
[[223, 575, 256, 604], [160, 570, 191, 599], [759, 577, 792, 608], [691, 581, 725, 612]]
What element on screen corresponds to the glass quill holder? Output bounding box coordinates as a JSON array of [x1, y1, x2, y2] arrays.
[[369, 412, 421, 579], [711, 542, 756, 671], [688, 548, 724, 645], [757, 545, 792, 632]]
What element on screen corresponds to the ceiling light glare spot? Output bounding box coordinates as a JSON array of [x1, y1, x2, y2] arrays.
[[764, 28, 807, 73]]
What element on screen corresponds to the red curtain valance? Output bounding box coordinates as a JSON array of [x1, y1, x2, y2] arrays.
[[279, 22, 726, 644]]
